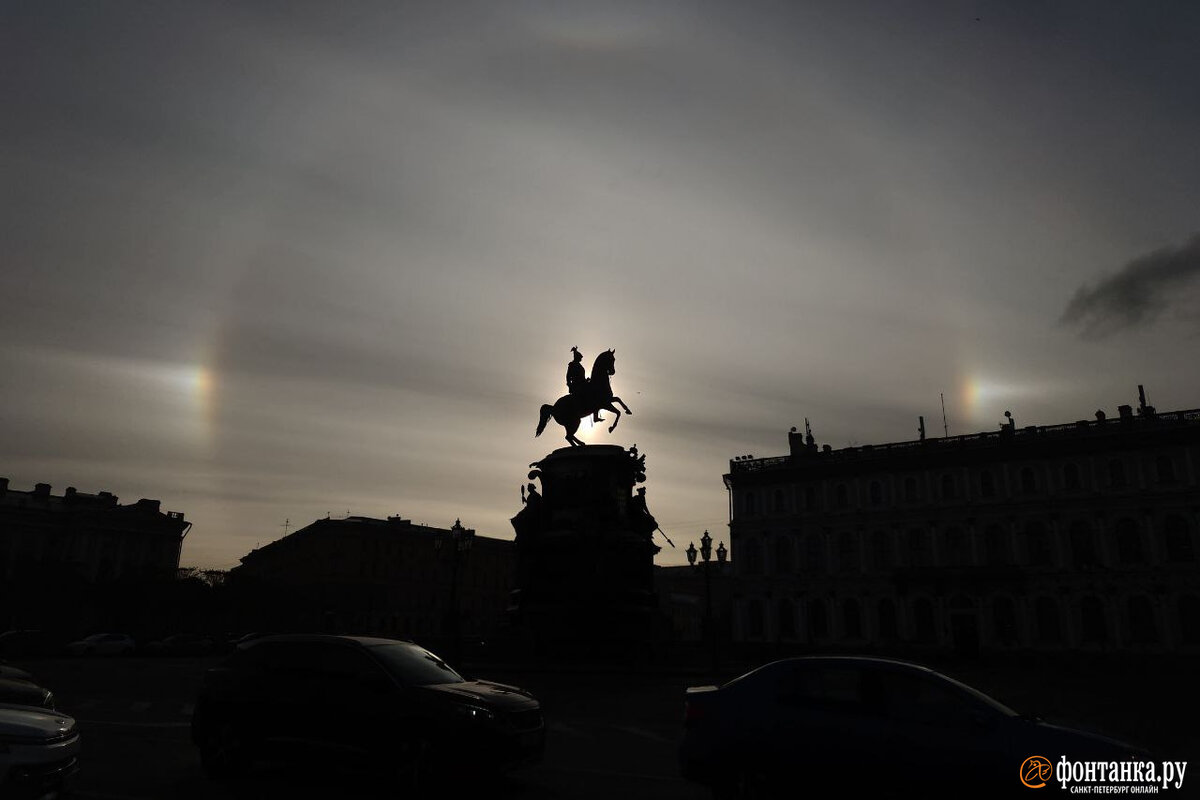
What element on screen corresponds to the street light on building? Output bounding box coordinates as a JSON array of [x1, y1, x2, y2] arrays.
[[686, 530, 727, 682], [435, 519, 473, 666]]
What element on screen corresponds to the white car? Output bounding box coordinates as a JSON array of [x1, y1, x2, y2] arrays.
[[0, 704, 80, 798], [65, 633, 135, 657]]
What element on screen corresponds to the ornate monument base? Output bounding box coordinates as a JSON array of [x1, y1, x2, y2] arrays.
[[508, 445, 663, 662]]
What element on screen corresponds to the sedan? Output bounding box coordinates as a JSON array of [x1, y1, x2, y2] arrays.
[[680, 656, 1150, 799], [0, 704, 80, 799], [64, 634, 135, 657]]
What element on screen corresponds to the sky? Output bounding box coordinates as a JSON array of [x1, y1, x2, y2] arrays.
[[3, 1, 1199, 570]]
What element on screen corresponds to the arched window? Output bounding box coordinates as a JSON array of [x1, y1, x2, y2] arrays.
[[1116, 518, 1144, 564], [907, 528, 931, 567], [984, 525, 1010, 566], [835, 483, 850, 509], [843, 599, 862, 639], [778, 599, 796, 638], [1163, 516, 1195, 563], [992, 596, 1017, 646], [913, 597, 936, 643], [1063, 462, 1081, 491], [773, 489, 786, 513], [743, 538, 764, 575], [807, 599, 828, 641], [1179, 595, 1200, 645], [904, 477, 918, 503], [1080, 597, 1107, 644], [747, 598, 766, 639], [869, 481, 883, 505], [942, 527, 968, 566], [1127, 596, 1157, 644], [1034, 597, 1062, 644], [1025, 522, 1053, 567], [877, 599, 898, 641], [804, 487, 817, 511], [980, 470, 996, 498], [941, 474, 956, 500], [1069, 520, 1097, 568], [871, 530, 893, 571], [774, 537, 795, 575], [1109, 460, 1127, 488], [1020, 467, 1037, 494], [804, 533, 825, 574], [1156, 456, 1176, 484], [837, 531, 859, 573], [743, 491, 757, 516]]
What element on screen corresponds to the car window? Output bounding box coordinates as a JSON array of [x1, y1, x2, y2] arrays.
[[879, 672, 979, 726], [777, 666, 865, 713], [368, 643, 464, 686]]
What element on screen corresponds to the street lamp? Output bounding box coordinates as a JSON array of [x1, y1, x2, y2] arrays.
[[686, 530, 727, 682], [435, 519, 473, 666]]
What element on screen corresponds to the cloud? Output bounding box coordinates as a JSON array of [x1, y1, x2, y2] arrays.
[[1061, 233, 1200, 336]]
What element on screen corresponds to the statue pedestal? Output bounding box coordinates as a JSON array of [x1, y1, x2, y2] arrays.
[[508, 445, 662, 662]]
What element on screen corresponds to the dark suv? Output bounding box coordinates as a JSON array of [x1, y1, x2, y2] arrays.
[[191, 635, 544, 783]]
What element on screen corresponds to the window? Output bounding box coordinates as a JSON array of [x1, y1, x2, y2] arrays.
[[842, 599, 862, 639], [942, 528, 969, 566], [1116, 518, 1144, 564], [837, 531, 859, 573], [984, 525, 1011, 566], [775, 536, 795, 574], [1156, 456, 1176, 484], [1109, 460, 1127, 488], [1128, 596, 1157, 644], [1020, 467, 1037, 494], [807, 599, 828, 640], [980, 470, 996, 498], [1080, 597, 1107, 644], [1069, 521, 1097, 568], [1025, 522, 1053, 567], [912, 598, 936, 643], [870, 530, 893, 571], [1063, 462, 1081, 491], [907, 529, 931, 567], [869, 481, 883, 505], [835, 483, 850, 509], [778, 599, 796, 638], [743, 538, 764, 575], [773, 489, 786, 513], [805, 487, 817, 511], [992, 597, 1017, 646], [747, 598, 766, 639], [1179, 595, 1200, 645], [804, 533, 825, 574], [877, 599, 898, 641], [744, 491, 758, 516], [1164, 516, 1195, 563], [904, 477, 918, 503], [941, 474, 956, 500], [1034, 597, 1062, 644]]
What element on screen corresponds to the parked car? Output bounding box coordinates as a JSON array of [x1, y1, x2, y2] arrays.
[[191, 635, 545, 784], [0, 663, 35, 682], [680, 656, 1151, 799], [0, 631, 68, 659], [0, 677, 55, 711], [141, 634, 214, 657], [65, 633, 135, 657], [0, 704, 80, 799]]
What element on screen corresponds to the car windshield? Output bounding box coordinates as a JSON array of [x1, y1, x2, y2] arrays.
[[368, 644, 465, 686]]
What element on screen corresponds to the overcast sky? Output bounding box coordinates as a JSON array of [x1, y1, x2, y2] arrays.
[[3, 1, 1199, 570]]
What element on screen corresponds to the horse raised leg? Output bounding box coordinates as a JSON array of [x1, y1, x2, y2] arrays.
[[610, 395, 632, 415], [599, 402, 622, 434]]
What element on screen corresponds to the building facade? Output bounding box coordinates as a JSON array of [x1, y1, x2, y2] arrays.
[[231, 515, 515, 643], [724, 397, 1200, 654], [0, 478, 189, 583]]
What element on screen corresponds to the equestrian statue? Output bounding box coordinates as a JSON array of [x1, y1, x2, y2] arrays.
[[535, 348, 632, 447]]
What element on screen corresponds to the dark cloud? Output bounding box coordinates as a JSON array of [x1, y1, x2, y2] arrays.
[[1060, 233, 1200, 337]]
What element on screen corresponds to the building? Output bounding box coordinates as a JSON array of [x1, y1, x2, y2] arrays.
[[230, 515, 515, 643], [723, 392, 1200, 654], [0, 478, 189, 584]]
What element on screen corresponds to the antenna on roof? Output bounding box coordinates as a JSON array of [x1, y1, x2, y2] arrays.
[[281, 518, 290, 536], [941, 392, 949, 437]]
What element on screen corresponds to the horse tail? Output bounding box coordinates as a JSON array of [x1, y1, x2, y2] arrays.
[[535, 404, 554, 437]]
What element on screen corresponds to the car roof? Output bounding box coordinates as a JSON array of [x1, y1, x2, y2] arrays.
[[243, 634, 417, 648]]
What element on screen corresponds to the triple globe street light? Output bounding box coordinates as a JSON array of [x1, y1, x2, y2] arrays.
[[685, 530, 727, 681]]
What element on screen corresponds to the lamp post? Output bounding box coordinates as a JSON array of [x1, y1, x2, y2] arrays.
[[435, 519, 473, 667], [686, 530, 727, 682]]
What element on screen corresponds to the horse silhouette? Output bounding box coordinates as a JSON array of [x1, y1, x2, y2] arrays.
[[535, 349, 632, 447]]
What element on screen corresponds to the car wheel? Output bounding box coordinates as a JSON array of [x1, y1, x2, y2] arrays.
[[199, 722, 252, 779]]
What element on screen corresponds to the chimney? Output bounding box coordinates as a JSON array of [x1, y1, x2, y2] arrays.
[[137, 498, 161, 513], [1095, 409, 1106, 422], [918, 416, 926, 441], [1137, 385, 1156, 416], [1118, 404, 1133, 421], [34, 483, 51, 497]]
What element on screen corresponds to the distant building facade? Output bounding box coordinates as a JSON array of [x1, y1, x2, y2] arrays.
[[724, 394, 1200, 654], [0, 478, 189, 583], [231, 516, 515, 642]]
